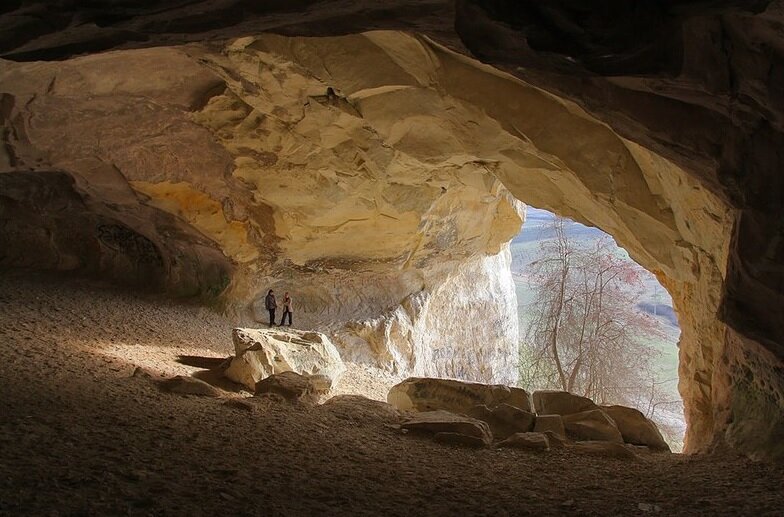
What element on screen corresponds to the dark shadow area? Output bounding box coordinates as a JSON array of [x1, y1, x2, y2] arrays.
[[176, 355, 228, 370]]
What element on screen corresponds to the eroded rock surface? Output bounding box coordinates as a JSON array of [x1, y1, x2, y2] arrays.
[[602, 405, 671, 452], [388, 377, 531, 414], [401, 410, 493, 446], [224, 328, 345, 391], [1, 2, 783, 460]]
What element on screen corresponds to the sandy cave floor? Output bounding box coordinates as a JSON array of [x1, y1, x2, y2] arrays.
[[1, 274, 783, 516]]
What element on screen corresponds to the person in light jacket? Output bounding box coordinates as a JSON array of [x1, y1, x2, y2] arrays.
[[279, 292, 293, 327], [264, 289, 277, 327]]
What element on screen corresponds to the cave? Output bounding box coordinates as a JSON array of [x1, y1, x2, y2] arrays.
[[1, 1, 783, 514]]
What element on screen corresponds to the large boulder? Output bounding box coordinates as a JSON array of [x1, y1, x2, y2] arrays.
[[602, 405, 671, 452], [532, 391, 598, 416], [401, 410, 493, 446], [562, 409, 624, 443], [224, 328, 345, 391], [466, 404, 536, 440], [388, 377, 531, 414]]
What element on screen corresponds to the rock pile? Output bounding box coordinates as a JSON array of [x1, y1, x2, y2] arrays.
[[388, 378, 671, 454]]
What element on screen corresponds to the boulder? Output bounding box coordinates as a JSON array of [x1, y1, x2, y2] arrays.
[[568, 441, 638, 460], [532, 391, 598, 416], [224, 328, 345, 391], [533, 414, 566, 438], [496, 432, 550, 451], [562, 409, 624, 443], [466, 403, 535, 440], [400, 410, 493, 446], [255, 371, 328, 403], [388, 377, 531, 414], [160, 375, 221, 397], [602, 405, 671, 452]]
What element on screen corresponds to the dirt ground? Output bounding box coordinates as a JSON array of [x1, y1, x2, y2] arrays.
[[1, 274, 783, 516]]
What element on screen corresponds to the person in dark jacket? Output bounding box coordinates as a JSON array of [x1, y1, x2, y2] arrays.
[[279, 292, 293, 327], [265, 289, 277, 327]]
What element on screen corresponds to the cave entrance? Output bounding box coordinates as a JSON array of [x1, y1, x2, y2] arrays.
[[511, 206, 684, 450]]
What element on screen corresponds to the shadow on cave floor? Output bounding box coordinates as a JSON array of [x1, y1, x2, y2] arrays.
[[176, 355, 228, 369], [1, 273, 784, 515]]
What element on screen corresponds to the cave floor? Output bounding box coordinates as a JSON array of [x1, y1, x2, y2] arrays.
[[1, 275, 783, 516]]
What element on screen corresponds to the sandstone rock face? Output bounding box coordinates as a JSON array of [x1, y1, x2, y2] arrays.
[[562, 410, 624, 443], [465, 404, 536, 440], [388, 377, 531, 414], [401, 410, 493, 446], [602, 406, 671, 452], [533, 415, 566, 439], [532, 391, 598, 416], [224, 328, 345, 391], [1, 5, 784, 460]]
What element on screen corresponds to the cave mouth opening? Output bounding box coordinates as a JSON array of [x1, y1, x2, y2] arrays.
[[510, 206, 684, 450]]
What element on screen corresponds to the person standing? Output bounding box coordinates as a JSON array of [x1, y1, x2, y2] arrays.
[[279, 292, 293, 327], [264, 289, 277, 327]]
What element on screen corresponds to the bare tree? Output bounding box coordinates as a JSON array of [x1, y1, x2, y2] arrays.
[[519, 217, 664, 406]]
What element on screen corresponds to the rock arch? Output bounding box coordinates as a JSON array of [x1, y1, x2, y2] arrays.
[[1, 9, 782, 461]]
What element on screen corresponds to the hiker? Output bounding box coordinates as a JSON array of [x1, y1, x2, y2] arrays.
[[264, 289, 277, 327], [279, 292, 293, 327]]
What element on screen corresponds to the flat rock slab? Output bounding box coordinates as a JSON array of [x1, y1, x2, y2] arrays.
[[401, 410, 493, 445], [388, 377, 531, 414], [532, 390, 598, 416], [224, 328, 345, 391]]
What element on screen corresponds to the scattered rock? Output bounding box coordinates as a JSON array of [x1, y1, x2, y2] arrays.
[[532, 390, 598, 416], [602, 405, 671, 452], [159, 375, 221, 397], [568, 441, 638, 459], [562, 409, 624, 443], [224, 328, 345, 391], [496, 432, 550, 450], [401, 410, 492, 446], [254, 371, 325, 403], [388, 377, 531, 414], [638, 502, 662, 513], [466, 403, 535, 440], [533, 414, 566, 438]]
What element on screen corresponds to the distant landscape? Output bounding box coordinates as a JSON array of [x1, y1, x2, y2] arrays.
[[511, 207, 685, 449]]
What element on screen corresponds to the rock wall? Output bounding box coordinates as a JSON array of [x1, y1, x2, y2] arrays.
[[1, 7, 783, 461]]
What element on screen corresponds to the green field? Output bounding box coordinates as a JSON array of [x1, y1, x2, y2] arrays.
[[512, 208, 685, 449]]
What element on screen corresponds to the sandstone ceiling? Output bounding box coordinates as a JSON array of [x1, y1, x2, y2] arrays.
[[0, 1, 783, 462]]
